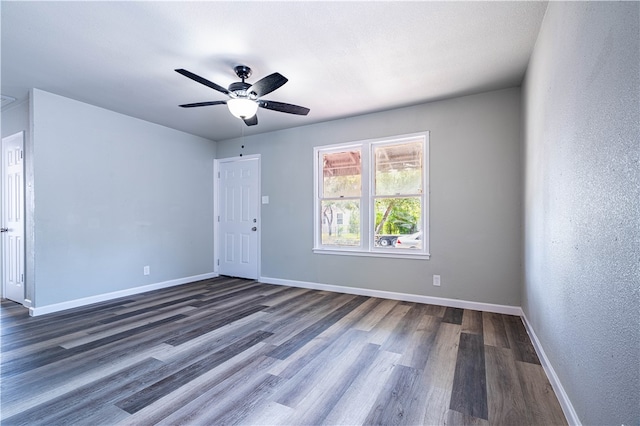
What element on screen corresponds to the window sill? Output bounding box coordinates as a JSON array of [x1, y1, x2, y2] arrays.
[[313, 248, 430, 260]]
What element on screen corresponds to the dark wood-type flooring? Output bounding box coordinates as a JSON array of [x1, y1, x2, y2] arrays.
[[0, 277, 567, 425]]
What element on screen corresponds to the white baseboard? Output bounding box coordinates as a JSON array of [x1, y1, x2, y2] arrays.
[[521, 312, 581, 426], [29, 272, 218, 317], [259, 276, 522, 316]]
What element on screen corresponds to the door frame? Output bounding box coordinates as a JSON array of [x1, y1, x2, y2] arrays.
[[213, 154, 261, 279], [1, 131, 26, 304]]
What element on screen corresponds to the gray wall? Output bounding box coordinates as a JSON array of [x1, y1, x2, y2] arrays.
[[523, 3, 639, 425], [1, 99, 29, 138], [218, 88, 523, 306], [30, 89, 217, 306]]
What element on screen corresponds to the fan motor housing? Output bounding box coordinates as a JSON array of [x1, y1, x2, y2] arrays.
[[234, 65, 252, 80], [228, 81, 251, 94]]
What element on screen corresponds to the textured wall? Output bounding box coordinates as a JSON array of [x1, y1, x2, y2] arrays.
[[218, 88, 523, 307], [31, 89, 217, 306], [523, 2, 639, 425]]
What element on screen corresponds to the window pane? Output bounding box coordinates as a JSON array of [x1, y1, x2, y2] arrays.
[[322, 150, 361, 198], [374, 197, 421, 249], [321, 200, 360, 246], [374, 142, 423, 196]]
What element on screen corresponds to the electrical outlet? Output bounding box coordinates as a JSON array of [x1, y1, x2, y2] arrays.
[[144, 266, 150, 276], [433, 274, 441, 286]]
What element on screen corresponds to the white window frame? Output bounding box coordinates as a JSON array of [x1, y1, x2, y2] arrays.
[[313, 131, 430, 259]]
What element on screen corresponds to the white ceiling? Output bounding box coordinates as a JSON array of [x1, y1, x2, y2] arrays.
[[1, 1, 547, 142]]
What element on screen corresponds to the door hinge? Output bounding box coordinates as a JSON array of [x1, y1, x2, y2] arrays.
[[218, 172, 220, 178], [20, 150, 23, 159], [217, 259, 219, 266], [217, 215, 220, 222], [21, 273, 24, 282]]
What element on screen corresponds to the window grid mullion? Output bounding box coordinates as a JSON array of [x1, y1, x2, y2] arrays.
[[361, 145, 370, 250], [372, 193, 423, 199], [320, 196, 361, 201]]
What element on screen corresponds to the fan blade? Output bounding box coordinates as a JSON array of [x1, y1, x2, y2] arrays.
[[175, 69, 229, 95], [179, 101, 227, 108], [243, 115, 258, 126], [259, 100, 310, 115], [247, 73, 288, 98]]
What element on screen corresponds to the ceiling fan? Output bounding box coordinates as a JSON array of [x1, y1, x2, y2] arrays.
[[175, 65, 310, 126]]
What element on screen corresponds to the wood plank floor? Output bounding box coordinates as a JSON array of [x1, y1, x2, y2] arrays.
[[0, 277, 567, 425]]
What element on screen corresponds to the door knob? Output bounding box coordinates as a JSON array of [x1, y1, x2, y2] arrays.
[[251, 227, 257, 231], [0, 228, 8, 233]]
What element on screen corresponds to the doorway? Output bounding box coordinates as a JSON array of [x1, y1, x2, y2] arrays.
[[2, 131, 25, 304], [215, 155, 260, 280]]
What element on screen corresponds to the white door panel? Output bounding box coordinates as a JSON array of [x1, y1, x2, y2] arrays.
[[2, 132, 25, 304], [218, 157, 259, 279]]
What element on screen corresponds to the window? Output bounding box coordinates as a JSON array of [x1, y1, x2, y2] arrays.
[[314, 132, 429, 258], [318, 147, 361, 247]]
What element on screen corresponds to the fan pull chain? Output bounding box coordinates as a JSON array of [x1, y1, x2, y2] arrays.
[[240, 120, 245, 157]]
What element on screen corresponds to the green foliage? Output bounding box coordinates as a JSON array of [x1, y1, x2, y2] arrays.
[[375, 168, 422, 196], [390, 210, 417, 233], [322, 200, 360, 242], [375, 197, 420, 235], [349, 209, 359, 234], [323, 174, 361, 198]]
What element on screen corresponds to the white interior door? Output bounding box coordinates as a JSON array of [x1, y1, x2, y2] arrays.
[[218, 156, 260, 279], [2, 132, 25, 304]]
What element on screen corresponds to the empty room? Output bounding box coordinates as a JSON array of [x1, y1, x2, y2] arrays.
[[1, 1, 638, 425]]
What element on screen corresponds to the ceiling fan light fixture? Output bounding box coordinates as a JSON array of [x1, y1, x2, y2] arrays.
[[227, 98, 258, 119], [176, 66, 309, 127]]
